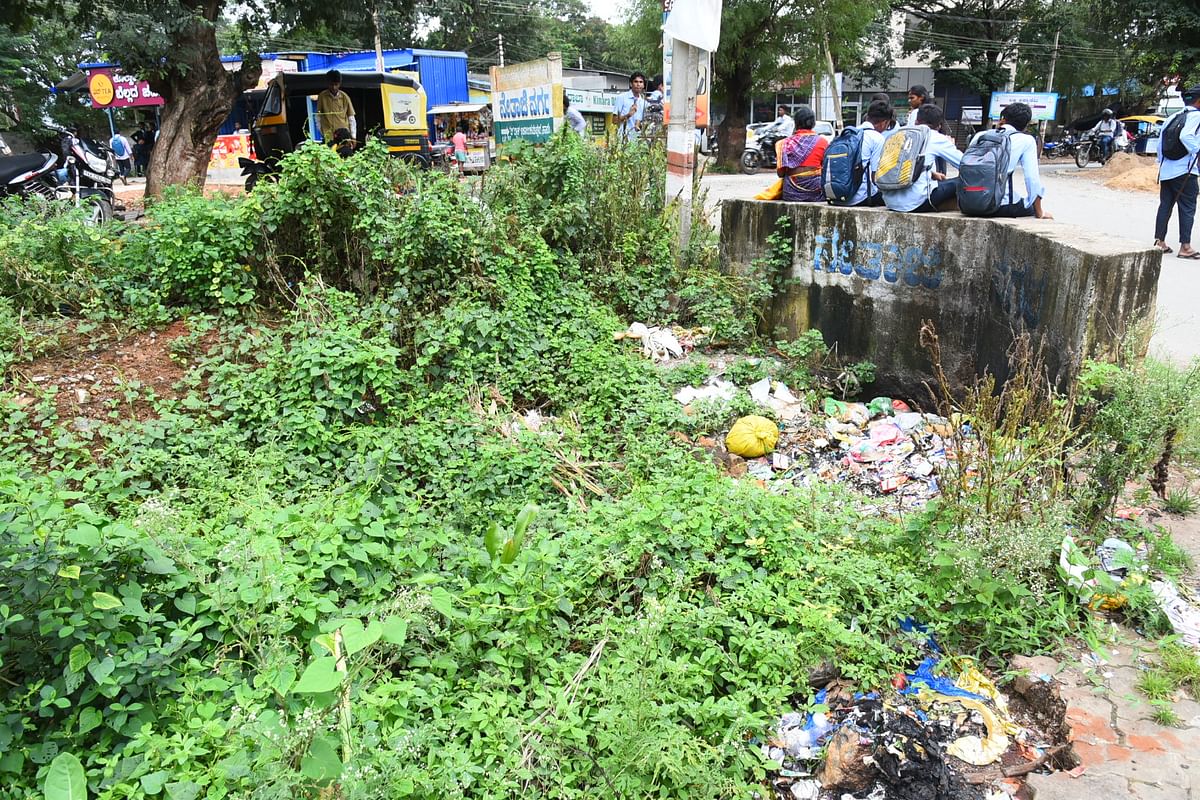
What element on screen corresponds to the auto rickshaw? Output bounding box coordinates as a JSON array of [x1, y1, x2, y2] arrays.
[[239, 70, 430, 189], [1119, 115, 1165, 156]]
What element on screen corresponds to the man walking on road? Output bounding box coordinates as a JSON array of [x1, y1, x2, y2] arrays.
[[1154, 87, 1200, 259]]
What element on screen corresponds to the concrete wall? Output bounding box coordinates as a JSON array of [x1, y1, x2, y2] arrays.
[[720, 201, 1161, 394]]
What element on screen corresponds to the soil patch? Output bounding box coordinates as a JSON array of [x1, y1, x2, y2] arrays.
[[8, 319, 204, 425]]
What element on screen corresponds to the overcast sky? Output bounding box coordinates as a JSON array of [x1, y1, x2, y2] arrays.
[[587, 0, 629, 24]]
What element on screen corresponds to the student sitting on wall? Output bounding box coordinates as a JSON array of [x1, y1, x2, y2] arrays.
[[830, 100, 893, 208], [878, 103, 964, 213], [963, 101, 1053, 219]]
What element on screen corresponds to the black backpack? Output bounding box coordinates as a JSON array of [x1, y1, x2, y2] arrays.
[[1161, 110, 1199, 161], [956, 129, 1014, 216]]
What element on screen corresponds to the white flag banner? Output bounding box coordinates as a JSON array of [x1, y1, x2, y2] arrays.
[[662, 0, 723, 53]]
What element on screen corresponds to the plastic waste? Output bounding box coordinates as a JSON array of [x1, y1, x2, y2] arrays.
[[867, 396, 893, 417], [1097, 537, 1136, 577], [867, 420, 905, 446], [749, 377, 772, 404], [617, 322, 683, 362], [726, 415, 779, 458], [1152, 580, 1200, 652], [674, 379, 736, 405], [900, 657, 986, 701]]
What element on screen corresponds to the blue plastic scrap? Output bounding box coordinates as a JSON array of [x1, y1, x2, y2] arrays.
[[898, 656, 987, 701], [899, 617, 942, 652]]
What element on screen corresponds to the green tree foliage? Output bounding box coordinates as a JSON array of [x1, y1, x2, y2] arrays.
[[0, 16, 102, 138]]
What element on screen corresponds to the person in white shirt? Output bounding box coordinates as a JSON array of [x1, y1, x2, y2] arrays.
[[762, 106, 795, 140], [965, 102, 1051, 219], [1090, 109, 1119, 161], [1154, 86, 1200, 258], [879, 103, 964, 213], [905, 85, 929, 125], [563, 93, 587, 136], [831, 99, 892, 207]]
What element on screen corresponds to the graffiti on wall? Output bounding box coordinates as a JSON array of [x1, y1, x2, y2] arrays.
[[810, 227, 943, 289], [991, 254, 1047, 329]]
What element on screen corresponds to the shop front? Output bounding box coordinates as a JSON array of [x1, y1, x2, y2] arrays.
[[429, 102, 494, 171]]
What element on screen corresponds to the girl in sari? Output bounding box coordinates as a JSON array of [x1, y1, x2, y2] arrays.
[[775, 105, 829, 202]]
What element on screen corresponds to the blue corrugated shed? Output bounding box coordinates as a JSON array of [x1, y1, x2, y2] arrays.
[[413, 50, 470, 108]]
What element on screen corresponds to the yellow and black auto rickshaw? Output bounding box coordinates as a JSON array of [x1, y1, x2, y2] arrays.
[[240, 70, 430, 189]]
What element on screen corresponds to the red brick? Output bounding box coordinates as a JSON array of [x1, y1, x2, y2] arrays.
[[1126, 734, 1165, 753]]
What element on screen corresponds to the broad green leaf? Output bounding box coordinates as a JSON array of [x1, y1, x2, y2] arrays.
[[299, 734, 342, 782], [313, 633, 337, 655], [91, 593, 121, 611], [484, 521, 502, 561], [86, 657, 114, 685], [57, 565, 81, 580], [512, 503, 538, 549], [380, 617, 408, 645], [165, 782, 200, 800], [173, 595, 196, 615], [269, 665, 297, 696], [42, 752, 86, 800], [342, 620, 381, 656], [77, 707, 102, 735], [68, 645, 91, 674], [292, 657, 342, 694], [140, 771, 168, 795], [429, 586, 465, 619], [65, 524, 100, 548]]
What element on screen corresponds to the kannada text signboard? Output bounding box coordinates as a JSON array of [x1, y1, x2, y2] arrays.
[[86, 68, 164, 109], [490, 56, 563, 146]]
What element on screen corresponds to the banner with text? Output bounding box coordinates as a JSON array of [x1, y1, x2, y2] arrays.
[[86, 68, 164, 109], [988, 92, 1059, 122], [490, 56, 563, 147]]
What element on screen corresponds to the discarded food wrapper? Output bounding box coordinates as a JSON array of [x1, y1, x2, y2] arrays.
[[789, 779, 820, 800], [1152, 580, 1200, 652], [726, 415, 779, 458], [674, 379, 736, 405]]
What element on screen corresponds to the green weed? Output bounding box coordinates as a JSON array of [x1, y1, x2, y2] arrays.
[[1164, 488, 1198, 515]]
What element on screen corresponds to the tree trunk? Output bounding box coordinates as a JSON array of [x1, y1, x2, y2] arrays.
[[716, 62, 753, 170], [145, 12, 261, 197]]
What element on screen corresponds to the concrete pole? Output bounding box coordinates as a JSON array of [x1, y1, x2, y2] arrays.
[[1039, 30, 1060, 142], [665, 39, 700, 254], [498, 34, 505, 67]]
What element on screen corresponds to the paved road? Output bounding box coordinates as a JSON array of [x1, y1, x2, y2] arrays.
[[699, 166, 1197, 364]]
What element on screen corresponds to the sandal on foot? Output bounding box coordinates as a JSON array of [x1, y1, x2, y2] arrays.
[[1178, 251, 1200, 260], [1156, 243, 1174, 253]]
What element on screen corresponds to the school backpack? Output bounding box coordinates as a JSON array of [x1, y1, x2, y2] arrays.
[[822, 126, 867, 202], [1161, 110, 1199, 161], [874, 125, 930, 191], [110, 135, 128, 158], [956, 129, 1014, 217]]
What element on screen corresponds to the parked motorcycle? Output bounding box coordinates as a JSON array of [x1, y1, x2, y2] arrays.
[[0, 129, 118, 223], [1042, 133, 1077, 160], [740, 133, 783, 174]]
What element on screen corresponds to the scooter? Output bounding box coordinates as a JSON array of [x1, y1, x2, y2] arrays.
[[0, 130, 118, 223], [740, 133, 783, 174]]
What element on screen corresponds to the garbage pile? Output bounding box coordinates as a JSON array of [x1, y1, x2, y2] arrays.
[[673, 374, 964, 509], [763, 649, 1064, 800], [1061, 533, 1200, 652]]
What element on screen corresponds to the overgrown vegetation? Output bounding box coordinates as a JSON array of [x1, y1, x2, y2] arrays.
[[0, 135, 1197, 798]]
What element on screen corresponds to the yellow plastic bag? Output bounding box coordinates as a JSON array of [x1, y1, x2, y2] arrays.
[[726, 415, 779, 458], [754, 179, 783, 201]]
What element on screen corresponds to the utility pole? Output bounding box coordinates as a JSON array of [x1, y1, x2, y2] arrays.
[[372, 4, 384, 72], [498, 34, 505, 67], [1039, 30, 1060, 143], [823, 30, 842, 127]]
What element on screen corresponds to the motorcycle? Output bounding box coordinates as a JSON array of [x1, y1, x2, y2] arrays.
[[1042, 133, 1077, 160], [740, 132, 783, 174], [1074, 131, 1124, 168], [0, 129, 118, 223]]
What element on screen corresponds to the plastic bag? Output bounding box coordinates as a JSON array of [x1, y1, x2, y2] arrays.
[[754, 179, 783, 200], [726, 415, 779, 457]]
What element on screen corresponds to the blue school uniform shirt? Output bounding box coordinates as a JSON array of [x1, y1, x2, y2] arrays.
[[614, 91, 646, 140]]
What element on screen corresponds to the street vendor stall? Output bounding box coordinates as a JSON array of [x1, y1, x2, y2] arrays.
[[429, 102, 493, 171], [563, 88, 617, 143]]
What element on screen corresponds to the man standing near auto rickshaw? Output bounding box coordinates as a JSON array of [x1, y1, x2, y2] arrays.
[[317, 70, 356, 145]]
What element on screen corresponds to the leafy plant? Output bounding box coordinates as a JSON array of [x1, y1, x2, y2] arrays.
[[1163, 488, 1198, 515]]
